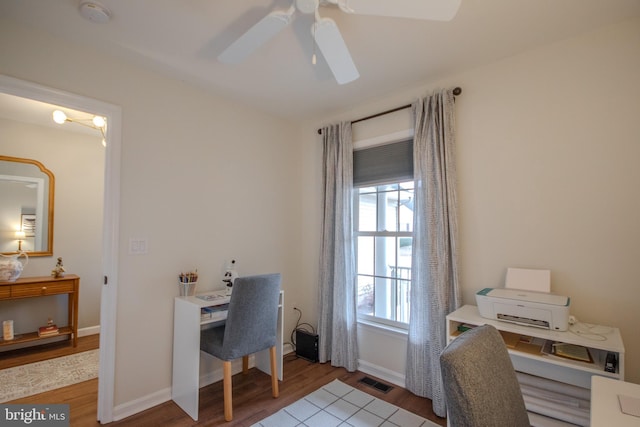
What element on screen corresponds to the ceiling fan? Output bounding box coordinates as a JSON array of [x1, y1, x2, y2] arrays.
[[218, 0, 462, 85]]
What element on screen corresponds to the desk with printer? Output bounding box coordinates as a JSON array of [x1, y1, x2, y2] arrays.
[[446, 268, 625, 427]]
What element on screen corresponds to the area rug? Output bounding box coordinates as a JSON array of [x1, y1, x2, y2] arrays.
[[0, 349, 99, 402], [252, 379, 441, 427]]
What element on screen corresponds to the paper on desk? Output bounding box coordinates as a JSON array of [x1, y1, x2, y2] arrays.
[[506, 268, 551, 292], [619, 394, 640, 418]]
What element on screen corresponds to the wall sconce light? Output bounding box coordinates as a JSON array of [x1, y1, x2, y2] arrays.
[[52, 110, 107, 147], [15, 230, 25, 251]]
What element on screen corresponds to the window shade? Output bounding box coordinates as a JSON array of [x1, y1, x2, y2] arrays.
[[353, 139, 413, 187]]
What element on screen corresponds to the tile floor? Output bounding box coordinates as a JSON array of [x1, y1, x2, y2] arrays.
[[252, 379, 439, 427]]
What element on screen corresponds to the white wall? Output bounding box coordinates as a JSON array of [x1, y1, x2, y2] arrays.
[[0, 18, 305, 411], [0, 118, 104, 332], [300, 17, 640, 385], [1, 11, 638, 419]]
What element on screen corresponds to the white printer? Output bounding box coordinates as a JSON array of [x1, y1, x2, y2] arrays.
[[476, 287, 570, 331]]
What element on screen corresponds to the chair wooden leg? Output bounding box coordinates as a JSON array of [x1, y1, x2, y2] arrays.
[[270, 346, 279, 398], [242, 355, 249, 374], [223, 360, 233, 421]]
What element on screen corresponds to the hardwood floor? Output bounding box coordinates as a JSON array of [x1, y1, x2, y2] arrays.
[[3, 338, 446, 427]]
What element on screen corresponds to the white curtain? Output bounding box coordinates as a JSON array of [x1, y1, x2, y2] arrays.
[[405, 89, 461, 417], [317, 122, 359, 371]]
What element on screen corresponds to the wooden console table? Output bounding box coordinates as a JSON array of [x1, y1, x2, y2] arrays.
[[0, 274, 79, 348]]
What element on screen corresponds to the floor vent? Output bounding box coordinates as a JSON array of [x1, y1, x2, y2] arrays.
[[358, 376, 394, 394]]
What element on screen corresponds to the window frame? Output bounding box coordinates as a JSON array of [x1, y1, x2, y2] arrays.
[[353, 181, 413, 330]]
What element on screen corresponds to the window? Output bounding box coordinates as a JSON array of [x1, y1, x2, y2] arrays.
[[355, 182, 413, 328], [353, 139, 413, 329]]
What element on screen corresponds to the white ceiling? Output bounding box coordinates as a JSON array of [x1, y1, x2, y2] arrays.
[[1, 0, 640, 121]]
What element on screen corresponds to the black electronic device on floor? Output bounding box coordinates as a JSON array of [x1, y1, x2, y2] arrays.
[[295, 329, 319, 363]]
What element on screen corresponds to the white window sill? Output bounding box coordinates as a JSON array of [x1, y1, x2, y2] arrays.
[[357, 318, 408, 338]]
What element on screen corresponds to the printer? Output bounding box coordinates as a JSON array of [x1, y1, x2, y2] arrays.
[[476, 287, 570, 331]]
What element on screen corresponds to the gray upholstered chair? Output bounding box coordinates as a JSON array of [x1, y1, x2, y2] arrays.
[[200, 273, 281, 421], [440, 324, 530, 427]]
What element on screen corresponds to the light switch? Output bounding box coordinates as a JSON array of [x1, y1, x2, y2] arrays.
[[129, 238, 148, 255]]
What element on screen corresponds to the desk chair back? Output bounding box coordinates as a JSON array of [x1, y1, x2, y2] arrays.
[[220, 273, 281, 360], [200, 273, 281, 421], [440, 324, 530, 427]]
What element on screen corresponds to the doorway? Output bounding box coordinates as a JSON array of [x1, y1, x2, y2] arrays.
[[0, 74, 120, 423]]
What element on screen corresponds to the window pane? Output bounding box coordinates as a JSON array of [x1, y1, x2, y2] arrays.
[[398, 237, 412, 276], [374, 236, 396, 278], [355, 180, 414, 327], [358, 192, 376, 231], [370, 277, 412, 324], [378, 183, 398, 191], [397, 279, 411, 323], [357, 275, 374, 316], [382, 190, 398, 232], [357, 236, 374, 276], [373, 276, 393, 320], [398, 188, 413, 232]]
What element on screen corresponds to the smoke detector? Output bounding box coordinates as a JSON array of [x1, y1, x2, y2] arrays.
[[79, 1, 111, 24]]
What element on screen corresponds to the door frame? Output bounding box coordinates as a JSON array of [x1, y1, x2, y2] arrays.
[[0, 74, 120, 423]]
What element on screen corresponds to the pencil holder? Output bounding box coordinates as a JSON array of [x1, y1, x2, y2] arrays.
[[178, 281, 197, 296]]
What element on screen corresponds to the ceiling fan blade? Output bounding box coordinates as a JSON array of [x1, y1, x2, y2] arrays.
[[218, 10, 293, 63], [337, 0, 461, 21], [313, 17, 359, 85]]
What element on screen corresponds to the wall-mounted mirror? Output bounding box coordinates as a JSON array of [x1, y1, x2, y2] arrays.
[[0, 155, 54, 256]]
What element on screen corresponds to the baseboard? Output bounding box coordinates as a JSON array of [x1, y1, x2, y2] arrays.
[[112, 356, 249, 421], [356, 359, 406, 388], [283, 343, 294, 355], [78, 325, 100, 337]]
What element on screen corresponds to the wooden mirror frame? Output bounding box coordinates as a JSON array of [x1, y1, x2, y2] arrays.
[[0, 155, 54, 257]]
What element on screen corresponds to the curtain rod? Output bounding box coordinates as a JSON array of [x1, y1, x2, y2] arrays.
[[317, 87, 462, 135]]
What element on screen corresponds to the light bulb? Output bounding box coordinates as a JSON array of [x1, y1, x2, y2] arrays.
[[52, 110, 67, 124], [102, 138, 107, 147], [92, 115, 106, 128], [312, 53, 317, 65]]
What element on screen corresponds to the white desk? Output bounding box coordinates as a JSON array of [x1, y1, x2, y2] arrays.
[[448, 305, 625, 425], [447, 305, 625, 388], [171, 289, 284, 421], [591, 376, 640, 426]]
